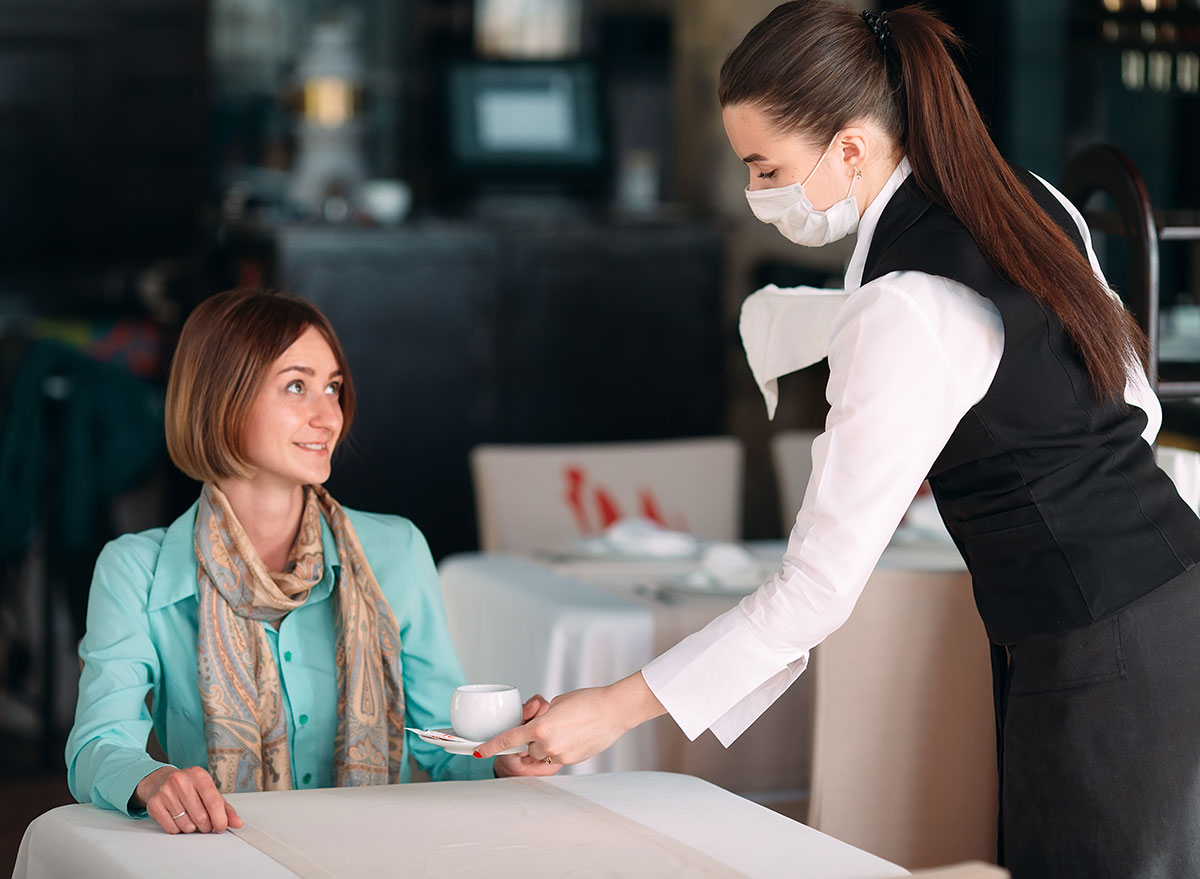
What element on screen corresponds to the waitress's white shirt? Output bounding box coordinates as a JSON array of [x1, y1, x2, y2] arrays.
[[640, 157, 1161, 746]]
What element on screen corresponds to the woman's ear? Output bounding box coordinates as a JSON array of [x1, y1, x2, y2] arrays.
[[837, 128, 870, 175]]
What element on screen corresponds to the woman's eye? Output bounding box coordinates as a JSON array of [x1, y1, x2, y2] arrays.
[[757, 170, 776, 180], [286, 380, 304, 394], [325, 381, 341, 395]]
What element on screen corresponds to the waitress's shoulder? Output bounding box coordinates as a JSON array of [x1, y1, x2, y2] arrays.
[[836, 271, 990, 353], [837, 272, 936, 323]]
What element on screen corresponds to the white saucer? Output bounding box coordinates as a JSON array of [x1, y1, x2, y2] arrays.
[[560, 538, 703, 562], [409, 728, 527, 757], [657, 570, 761, 598]]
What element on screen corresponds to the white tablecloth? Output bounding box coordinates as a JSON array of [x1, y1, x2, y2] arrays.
[[14, 772, 908, 879], [438, 540, 966, 785]]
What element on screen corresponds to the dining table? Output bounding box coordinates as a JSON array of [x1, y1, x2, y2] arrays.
[[13, 771, 909, 879], [437, 536, 968, 799]]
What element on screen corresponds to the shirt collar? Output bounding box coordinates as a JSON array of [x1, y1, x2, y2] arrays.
[[147, 496, 341, 611], [844, 156, 912, 292]]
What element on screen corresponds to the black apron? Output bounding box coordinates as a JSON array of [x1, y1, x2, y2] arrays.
[[1001, 565, 1200, 877], [862, 172, 1200, 878]]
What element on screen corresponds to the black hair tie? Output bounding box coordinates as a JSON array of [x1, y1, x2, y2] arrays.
[[862, 10, 892, 55]]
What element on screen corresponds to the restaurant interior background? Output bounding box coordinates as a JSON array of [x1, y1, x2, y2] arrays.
[[2, 0, 1198, 870]]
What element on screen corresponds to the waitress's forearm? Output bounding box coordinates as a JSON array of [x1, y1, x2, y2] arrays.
[[610, 671, 667, 732]]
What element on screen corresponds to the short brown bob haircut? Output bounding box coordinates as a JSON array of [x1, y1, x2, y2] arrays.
[[165, 289, 356, 483]]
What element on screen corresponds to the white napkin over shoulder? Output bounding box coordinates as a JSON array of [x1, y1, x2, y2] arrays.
[[739, 284, 849, 420]]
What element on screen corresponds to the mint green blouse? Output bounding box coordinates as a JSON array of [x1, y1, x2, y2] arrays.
[[66, 500, 494, 816]]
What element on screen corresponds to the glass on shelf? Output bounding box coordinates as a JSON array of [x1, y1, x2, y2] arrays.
[[1179, 52, 1200, 91], [1123, 49, 1147, 89]]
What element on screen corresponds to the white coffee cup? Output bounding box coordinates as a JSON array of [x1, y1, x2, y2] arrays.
[[449, 684, 522, 741]]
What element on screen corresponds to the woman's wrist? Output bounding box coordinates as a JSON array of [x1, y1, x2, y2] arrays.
[[131, 765, 174, 810], [609, 671, 667, 734]]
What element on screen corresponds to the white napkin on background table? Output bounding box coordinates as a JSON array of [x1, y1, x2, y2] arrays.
[[696, 543, 763, 590], [574, 517, 699, 558]]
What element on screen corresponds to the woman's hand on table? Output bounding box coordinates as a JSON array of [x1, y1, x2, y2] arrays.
[[492, 693, 562, 777], [133, 765, 243, 834], [478, 672, 666, 767]]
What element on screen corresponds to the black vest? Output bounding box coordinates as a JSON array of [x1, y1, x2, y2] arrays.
[[862, 172, 1200, 645]]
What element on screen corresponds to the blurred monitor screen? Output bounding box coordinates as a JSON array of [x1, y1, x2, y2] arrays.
[[447, 61, 605, 170]]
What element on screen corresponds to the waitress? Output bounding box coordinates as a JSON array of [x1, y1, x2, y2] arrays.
[[477, 2, 1200, 876]]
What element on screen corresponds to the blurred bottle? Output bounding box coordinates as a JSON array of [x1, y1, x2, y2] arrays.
[[289, 17, 367, 219], [474, 0, 584, 59], [616, 150, 660, 216]]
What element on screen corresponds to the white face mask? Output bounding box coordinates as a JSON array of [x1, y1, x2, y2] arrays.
[[744, 132, 862, 247]]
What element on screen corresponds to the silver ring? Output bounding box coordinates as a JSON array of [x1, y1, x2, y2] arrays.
[[171, 810, 187, 820]]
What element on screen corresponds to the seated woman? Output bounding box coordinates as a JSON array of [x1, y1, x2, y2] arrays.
[[66, 289, 556, 834]]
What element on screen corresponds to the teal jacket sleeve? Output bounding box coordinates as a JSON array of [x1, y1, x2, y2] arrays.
[[66, 534, 174, 816], [366, 514, 495, 781]]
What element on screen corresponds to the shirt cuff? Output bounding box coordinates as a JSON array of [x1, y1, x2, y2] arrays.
[[642, 607, 808, 745], [708, 657, 808, 746], [110, 755, 174, 818]]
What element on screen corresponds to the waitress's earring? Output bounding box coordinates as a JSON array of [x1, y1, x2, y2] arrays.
[[846, 165, 863, 196]]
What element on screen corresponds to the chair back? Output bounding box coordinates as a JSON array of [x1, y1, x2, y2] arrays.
[[770, 429, 819, 534], [470, 437, 743, 552]]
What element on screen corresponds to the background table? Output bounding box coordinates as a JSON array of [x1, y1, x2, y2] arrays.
[[14, 772, 908, 879], [808, 552, 997, 869], [438, 540, 970, 802]]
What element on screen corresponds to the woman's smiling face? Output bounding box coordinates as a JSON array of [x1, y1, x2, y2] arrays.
[[239, 325, 345, 491]]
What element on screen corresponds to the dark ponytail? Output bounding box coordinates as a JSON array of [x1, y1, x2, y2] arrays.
[[720, 1, 1147, 402]]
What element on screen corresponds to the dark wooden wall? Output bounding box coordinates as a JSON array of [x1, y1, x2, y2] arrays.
[[0, 0, 207, 277]]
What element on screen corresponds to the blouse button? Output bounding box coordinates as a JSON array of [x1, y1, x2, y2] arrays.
[[299, 714, 309, 725], [283, 651, 292, 662], [302, 772, 312, 784]]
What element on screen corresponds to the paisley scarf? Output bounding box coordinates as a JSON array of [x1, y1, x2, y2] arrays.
[[194, 482, 404, 792]]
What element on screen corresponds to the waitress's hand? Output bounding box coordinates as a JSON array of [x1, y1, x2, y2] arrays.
[[477, 672, 666, 767], [133, 765, 243, 834], [492, 694, 561, 777]]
